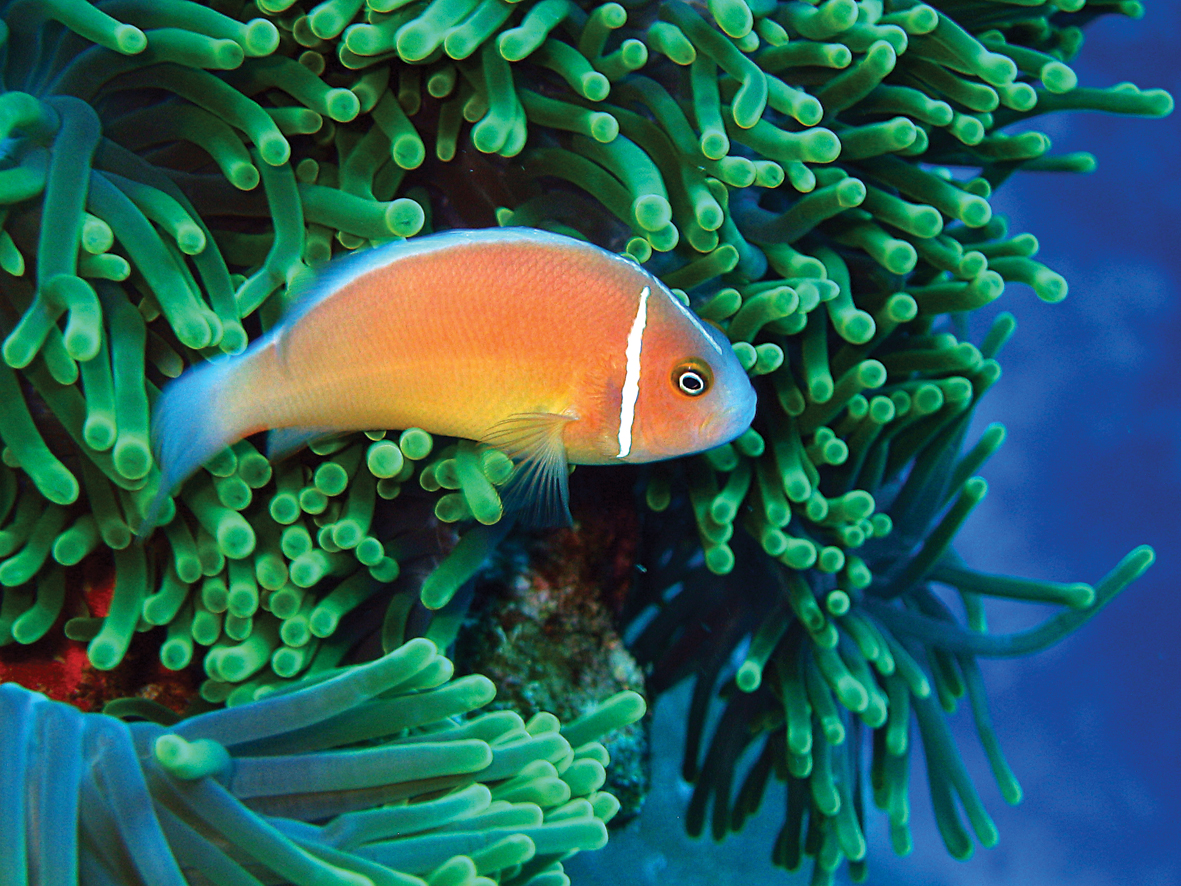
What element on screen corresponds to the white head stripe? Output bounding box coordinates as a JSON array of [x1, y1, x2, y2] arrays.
[[617, 286, 650, 458]]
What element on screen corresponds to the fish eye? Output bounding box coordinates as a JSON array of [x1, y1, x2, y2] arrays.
[[673, 359, 712, 397]]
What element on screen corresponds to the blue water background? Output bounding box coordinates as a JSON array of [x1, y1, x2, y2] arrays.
[[568, 8, 1181, 885]]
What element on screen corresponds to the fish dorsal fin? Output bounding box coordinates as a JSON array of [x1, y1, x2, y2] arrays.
[[273, 249, 394, 366], [280, 227, 583, 333], [272, 227, 628, 366], [482, 412, 575, 527]]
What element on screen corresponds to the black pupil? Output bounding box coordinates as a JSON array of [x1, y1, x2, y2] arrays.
[[681, 372, 703, 393]]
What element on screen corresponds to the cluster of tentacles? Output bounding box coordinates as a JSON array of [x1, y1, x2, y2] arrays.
[[2, 637, 646, 884], [0, 0, 1170, 881]]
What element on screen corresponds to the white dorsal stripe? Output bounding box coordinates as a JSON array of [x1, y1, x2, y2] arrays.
[[661, 286, 724, 356], [617, 286, 650, 458]]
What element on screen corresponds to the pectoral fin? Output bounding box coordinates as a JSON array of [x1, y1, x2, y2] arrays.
[[482, 412, 575, 527]]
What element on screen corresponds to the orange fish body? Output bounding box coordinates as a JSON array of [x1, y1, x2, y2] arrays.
[[153, 228, 757, 520]]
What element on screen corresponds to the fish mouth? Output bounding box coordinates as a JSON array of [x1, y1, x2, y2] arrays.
[[725, 385, 759, 433], [699, 394, 758, 449], [734, 388, 758, 432]]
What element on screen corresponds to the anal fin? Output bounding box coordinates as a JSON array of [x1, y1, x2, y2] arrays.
[[267, 427, 337, 461]]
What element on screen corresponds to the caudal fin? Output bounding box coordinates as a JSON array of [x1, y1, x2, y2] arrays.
[[150, 356, 244, 505]]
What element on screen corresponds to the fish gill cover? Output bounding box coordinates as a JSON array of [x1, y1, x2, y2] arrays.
[[0, 0, 1171, 883]]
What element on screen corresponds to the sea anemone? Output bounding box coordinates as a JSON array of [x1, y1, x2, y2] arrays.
[[0, 0, 1171, 881], [1, 636, 645, 884]]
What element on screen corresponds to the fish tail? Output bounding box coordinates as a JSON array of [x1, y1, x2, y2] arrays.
[[151, 356, 245, 502]]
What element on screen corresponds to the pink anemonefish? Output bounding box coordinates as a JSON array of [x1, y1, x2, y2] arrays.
[[151, 227, 757, 523]]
